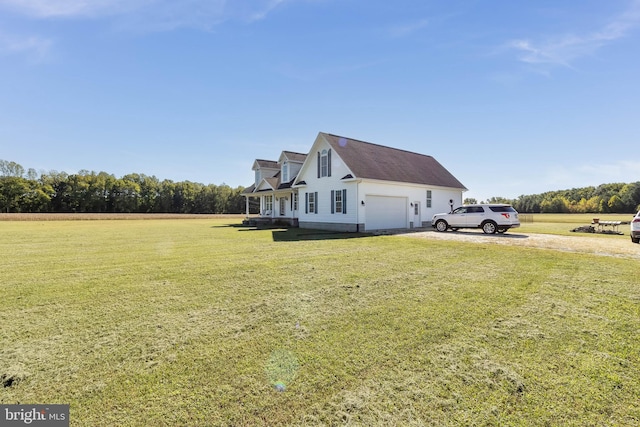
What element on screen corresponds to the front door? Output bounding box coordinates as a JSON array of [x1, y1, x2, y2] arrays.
[[413, 201, 420, 228], [280, 197, 286, 216]]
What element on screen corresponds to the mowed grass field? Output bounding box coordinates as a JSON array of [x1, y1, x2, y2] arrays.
[[517, 213, 636, 237], [1, 216, 639, 426]]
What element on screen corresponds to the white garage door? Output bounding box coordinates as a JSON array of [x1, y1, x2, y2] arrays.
[[365, 196, 407, 231]]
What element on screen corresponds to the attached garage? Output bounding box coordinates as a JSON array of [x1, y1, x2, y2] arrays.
[[365, 195, 408, 231]]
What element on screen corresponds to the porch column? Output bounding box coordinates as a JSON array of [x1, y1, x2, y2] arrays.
[[245, 196, 250, 218]]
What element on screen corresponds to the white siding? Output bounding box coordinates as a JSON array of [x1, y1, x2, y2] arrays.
[[289, 162, 303, 181], [358, 181, 464, 228], [296, 138, 358, 228], [295, 133, 465, 231]]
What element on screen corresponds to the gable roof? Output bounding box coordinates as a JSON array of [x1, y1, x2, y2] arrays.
[[321, 132, 467, 190], [253, 159, 279, 170], [250, 170, 298, 193], [279, 151, 307, 163], [242, 183, 256, 194], [264, 177, 279, 190]]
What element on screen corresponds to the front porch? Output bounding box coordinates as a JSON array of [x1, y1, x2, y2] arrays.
[[242, 187, 299, 228]]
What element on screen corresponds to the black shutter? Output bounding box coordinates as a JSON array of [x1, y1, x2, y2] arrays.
[[314, 192, 318, 213], [331, 190, 335, 214], [343, 189, 347, 214], [327, 149, 332, 177], [305, 192, 308, 214], [290, 193, 293, 211], [317, 152, 320, 178]]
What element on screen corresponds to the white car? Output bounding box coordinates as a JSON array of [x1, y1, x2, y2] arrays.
[[432, 204, 520, 234], [631, 211, 640, 244]]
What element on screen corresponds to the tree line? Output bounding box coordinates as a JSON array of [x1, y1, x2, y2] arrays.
[[0, 160, 255, 214], [465, 182, 640, 214], [2, 159, 638, 214]]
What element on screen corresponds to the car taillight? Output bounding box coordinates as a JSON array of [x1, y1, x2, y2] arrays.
[[634, 218, 640, 223]]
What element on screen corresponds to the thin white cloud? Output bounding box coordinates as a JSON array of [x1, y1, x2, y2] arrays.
[[0, 31, 52, 61], [507, 0, 640, 68], [0, 0, 291, 31], [388, 19, 429, 38], [113, 0, 227, 32], [245, 0, 288, 23], [0, 0, 142, 18]]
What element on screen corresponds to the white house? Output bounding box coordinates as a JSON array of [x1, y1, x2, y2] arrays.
[[243, 132, 467, 232]]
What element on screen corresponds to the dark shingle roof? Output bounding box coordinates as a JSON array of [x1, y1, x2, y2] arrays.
[[282, 151, 307, 163], [322, 133, 467, 190], [242, 184, 256, 194], [255, 159, 279, 169], [263, 177, 278, 189]]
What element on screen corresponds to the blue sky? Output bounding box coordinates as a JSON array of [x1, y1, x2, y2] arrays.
[[1, 0, 639, 202]]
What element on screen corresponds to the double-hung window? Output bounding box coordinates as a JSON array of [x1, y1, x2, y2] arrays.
[[317, 149, 331, 178], [306, 192, 318, 214], [331, 189, 347, 214], [320, 150, 328, 177], [426, 190, 432, 208]]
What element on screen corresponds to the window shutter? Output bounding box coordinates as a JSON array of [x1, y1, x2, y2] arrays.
[[305, 192, 308, 214], [331, 190, 335, 214], [343, 189, 347, 214], [317, 152, 320, 178], [290, 193, 293, 211], [314, 192, 318, 213], [327, 149, 332, 177]]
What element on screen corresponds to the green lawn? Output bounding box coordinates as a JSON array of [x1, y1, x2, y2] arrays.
[[518, 213, 635, 237], [1, 219, 639, 426]]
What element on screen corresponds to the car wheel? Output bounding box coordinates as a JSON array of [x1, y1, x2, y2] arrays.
[[482, 221, 497, 234], [435, 220, 448, 232], [632, 237, 640, 244]]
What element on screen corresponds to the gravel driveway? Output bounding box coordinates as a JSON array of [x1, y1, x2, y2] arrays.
[[402, 229, 640, 260]]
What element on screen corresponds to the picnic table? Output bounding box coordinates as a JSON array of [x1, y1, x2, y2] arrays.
[[591, 219, 629, 235]]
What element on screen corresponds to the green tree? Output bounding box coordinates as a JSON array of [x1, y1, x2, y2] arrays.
[[0, 160, 25, 177], [486, 196, 513, 204], [22, 179, 53, 212], [194, 184, 217, 213], [618, 182, 640, 213], [607, 195, 625, 213], [0, 176, 29, 212], [214, 184, 232, 213], [540, 195, 570, 213]]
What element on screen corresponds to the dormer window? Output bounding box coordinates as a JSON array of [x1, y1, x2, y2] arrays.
[[282, 162, 289, 183]]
